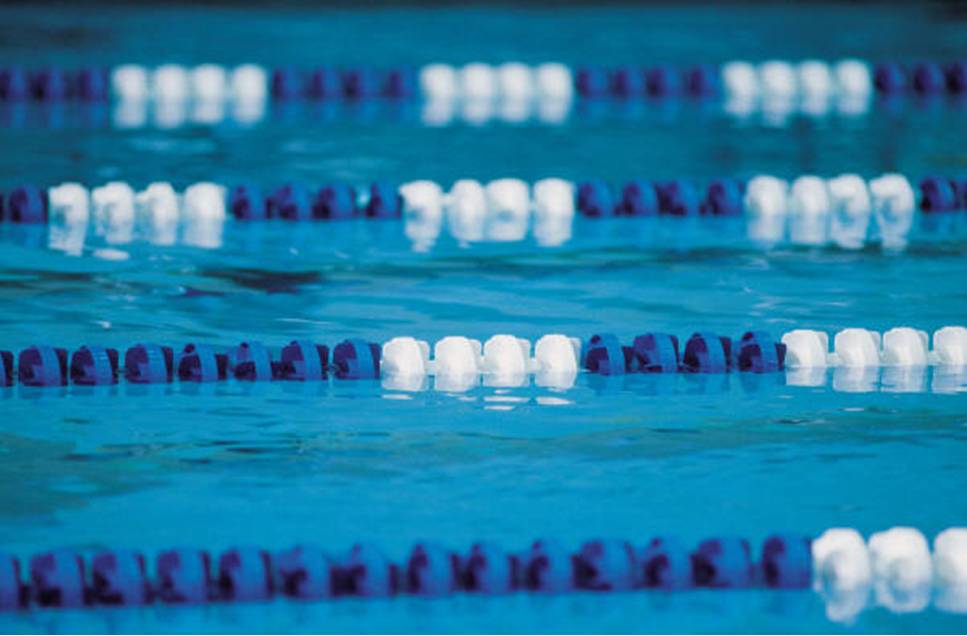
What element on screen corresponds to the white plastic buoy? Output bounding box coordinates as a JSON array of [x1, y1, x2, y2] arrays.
[[832, 328, 881, 367], [496, 62, 535, 102], [933, 327, 967, 366], [788, 175, 830, 245], [868, 527, 932, 612], [744, 175, 788, 243], [230, 64, 268, 103], [759, 60, 798, 100], [182, 182, 226, 248], [834, 59, 873, 97], [534, 63, 573, 102], [433, 337, 482, 392], [781, 330, 830, 368], [484, 179, 530, 242], [722, 61, 759, 100], [534, 334, 580, 375], [111, 64, 149, 102], [419, 64, 458, 102], [482, 335, 530, 386], [828, 174, 872, 250], [881, 327, 928, 367], [459, 63, 498, 102], [797, 60, 834, 100], [869, 174, 915, 249], [92, 182, 136, 244], [381, 337, 430, 378], [934, 528, 967, 588], [151, 64, 190, 102], [813, 528, 873, 591], [190, 64, 228, 103], [400, 180, 445, 249], [152, 98, 187, 129], [136, 182, 180, 246], [532, 178, 575, 247], [47, 183, 90, 255], [446, 179, 487, 243]]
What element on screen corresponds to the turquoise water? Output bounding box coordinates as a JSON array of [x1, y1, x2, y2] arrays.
[[1, 2, 967, 633]]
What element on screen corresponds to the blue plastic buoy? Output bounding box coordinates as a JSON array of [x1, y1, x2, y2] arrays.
[[0, 554, 21, 610], [736, 331, 786, 373], [69, 346, 119, 385], [657, 179, 700, 216], [6, 185, 47, 223], [945, 61, 967, 94], [406, 544, 457, 596], [312, 184, 357, 220], [691, 537, 754, 588], [522, 540, 573, 593], [229, 341, 274, 382], [632, 333, 680, 373], [124, 343, 174, 384], [760, 534, 811, 589], [702, 178, 744, 216], [382, 67, 417, 99], [338, 544, 396, 597], [29, 68, 68, 101], [279, 341, 328, 381], [218, 548, 272, 602], [920, 176, 958, 212], [365, 182, 401, 219], [573, 540, 636, 591], [575, 66, 609, 98], [307, 68, 340, 99], [639, 537, 692, 589], [17, 346, 68, 387], [177, 344, 227, 382], [271, 67, 305, 99], [618, 180, 659, 216], [646, 65, 683, 96], [912, 62, 946, 95], [341, 68, 380, 99], [91, 550, 149, 605], [30, 551, 85, 608], [874, 62, 908, 93], [610, 66, 646, 98], [462, 542, 515, 594], [73, 67, 109, 101], [583, 333, 629, 376], [0, 68, 28, 100], [683, 332, 732, 373], [577, 180, 617, 217], [331, 339, 380, 380], [269, 183, 311, 221], [0, 351, 12, 387], [156, 548, 211, 604], [275, 546, 333, 599], [228, 184, 268, 221], [685, 64, 721, 97]]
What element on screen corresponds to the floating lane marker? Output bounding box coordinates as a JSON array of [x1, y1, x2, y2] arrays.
[[0, 527, 962, 619]]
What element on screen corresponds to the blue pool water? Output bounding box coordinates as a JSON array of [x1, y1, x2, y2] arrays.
[[1, 1, 967, 633]]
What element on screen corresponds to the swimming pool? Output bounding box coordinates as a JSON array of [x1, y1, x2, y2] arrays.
[[1, 1, 966, 633]]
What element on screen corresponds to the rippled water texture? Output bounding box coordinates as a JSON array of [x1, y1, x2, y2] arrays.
[[0, 1, 966, 633]]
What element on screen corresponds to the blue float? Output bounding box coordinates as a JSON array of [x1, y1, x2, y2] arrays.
[[912, 62, 946, 94], [657, 179, 700, 216], [271, 67, 305, 99], [124, 343, 174, 384], [874, 62, 908, 93], [685, 64, 721, 96], [646, 65, 683, 96], [462, 542, 515, 594], [218, 548, 272, 602], [736, 331, 785, 373], [365, 182, 401, 219], [0, 68, 28, 100], [74, 67, 109, 101], [29, 68, 68, 100], [577, 180, 617, 217], [406, 544, 457, 596], [691, 537, 754, 588], [618, 180, 659, 216], [228, 184, 268, 221], [269, 183, 312, 221], [332, 339, 380, 380], [632, 333, 680, 373], [702, 178, 744, 216], [522, 540, 573, 593], [920, 176, 958, 212], [30, 551, 85, 608], [610, 66, 646, 98], [946, 61, 967, 94], [307, 68, 341, 99], [312, 184, 357, 220], [382, 67, 417, 99], [274, 546, 333, 599], [91, 550, 149, 605], [0, 554, 20, 610], [228, 341, 274, 382], [683, 332, 732, 373], [639, 537, 692, 589], [6, 185, 47, 223], [69, 346, 119, 385], [0, 351, 11, 387], [760, 534, 811, 589], [177, 344, 227, 382], [279, 340, 328, 381], [341, 68, 380, 99], [17, 346, 68, 387], [339, 544, 396, 597], [583, 333, 629, 376], [156, 548, 211, 604], [575, 66, 610, 98], [573, 540, 636, 591]]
